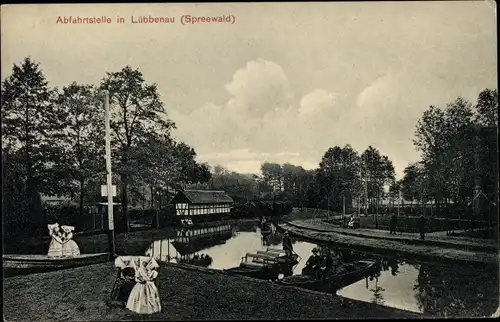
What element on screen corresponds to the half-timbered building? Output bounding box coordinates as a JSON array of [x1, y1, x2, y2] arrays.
[[172, 190, 234, 218]]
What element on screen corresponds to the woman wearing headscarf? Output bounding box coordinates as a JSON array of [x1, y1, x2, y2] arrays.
[[47, 223, 64, 257], [60, 225, 80, 257], [126, 257, 161, 315]]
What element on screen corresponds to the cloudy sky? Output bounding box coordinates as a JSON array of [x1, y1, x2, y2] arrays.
[[1, 2, 497, 179]]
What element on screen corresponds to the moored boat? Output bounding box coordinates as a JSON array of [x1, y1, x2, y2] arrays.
[[279, 259, 377, 292], [224, 248, 299, 280], [223, 265, 274, 279], [3, 253, 109, 273]]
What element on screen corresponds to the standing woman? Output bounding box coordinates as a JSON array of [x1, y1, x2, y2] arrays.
[[61, 225, 81, 257], [126, 257, 161, 315], [47, 223, 64, 257]]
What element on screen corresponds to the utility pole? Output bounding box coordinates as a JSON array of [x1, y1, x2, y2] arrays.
[[342, 195, 346, 219], [397, 190, 401, 217], [104, 90, 116, 261]]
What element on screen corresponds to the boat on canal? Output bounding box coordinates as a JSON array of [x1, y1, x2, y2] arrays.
[[278, 259, 377, 292], [3, 253, 109, 273], [224, 248, 299, 280]]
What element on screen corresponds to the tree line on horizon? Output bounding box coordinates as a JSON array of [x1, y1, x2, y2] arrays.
[[2, 57, 498, 239]]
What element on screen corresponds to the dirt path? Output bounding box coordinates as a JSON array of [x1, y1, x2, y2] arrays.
[[279, 222, 497, 265], [289, 219, 498, 252]]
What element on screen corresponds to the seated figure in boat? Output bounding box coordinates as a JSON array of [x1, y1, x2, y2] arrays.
[[60, 225, 81, 257], [303, 247, 322, 278], [320, 247, 342, 274], [47, 223, 64, 257]]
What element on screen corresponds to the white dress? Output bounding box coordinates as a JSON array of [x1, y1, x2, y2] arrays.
[[61, 226, 80, 257], [126, 257, 161, 315], [47, 224, 64, 257]]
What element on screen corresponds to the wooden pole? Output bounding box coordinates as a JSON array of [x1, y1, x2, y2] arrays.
[[397, 190, 401, 217], [104, 91, 116, 261]]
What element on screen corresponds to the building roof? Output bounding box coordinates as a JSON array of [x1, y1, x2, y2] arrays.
[[176, 190, 234, 204]]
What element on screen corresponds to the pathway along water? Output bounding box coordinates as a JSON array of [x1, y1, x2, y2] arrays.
[[145, 223, 499, 318]]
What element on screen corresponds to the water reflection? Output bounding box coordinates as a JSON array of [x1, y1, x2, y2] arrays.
[[144, 223, 498, 317], [414, 261, 499, 317]]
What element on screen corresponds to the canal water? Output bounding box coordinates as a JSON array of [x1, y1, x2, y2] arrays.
[[145, 221, 499, 317]]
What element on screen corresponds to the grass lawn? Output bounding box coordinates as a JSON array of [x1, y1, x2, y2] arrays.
[[326, 214, 492, 234], [3, 262, 423, 320]]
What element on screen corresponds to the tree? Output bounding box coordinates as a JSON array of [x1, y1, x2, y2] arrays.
[[209, 166, 256, 202], [2, 148, 43, 238], [414, 97, 478, 215], [261, 162, 283, 194], [388, 180, 401, 212], [1, 57, 62, 228], [361, 146, 395, 213], [100, 66, 176, 232], [55, 82, 105, 217], [475, 88, 498, 127], [172, 141, 211, 188], [400, 163, 425, 214], [317, 145, 362, 212]]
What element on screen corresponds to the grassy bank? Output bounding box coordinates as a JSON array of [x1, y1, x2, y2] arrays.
[[325, 214, 492, 234], [3, 262, 423, 320]]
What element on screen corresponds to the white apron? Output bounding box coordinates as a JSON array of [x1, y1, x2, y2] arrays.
[[126, 257, 161, 315], [61, 226, 80, 257]]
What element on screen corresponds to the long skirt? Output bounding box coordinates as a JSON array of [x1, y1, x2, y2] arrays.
[[62, 240, 80, 257], [126, 281, 161, 315], [47, 239, 63, 257]]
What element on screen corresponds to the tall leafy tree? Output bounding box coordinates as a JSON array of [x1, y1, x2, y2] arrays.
[[1, 57, 62, 227], [56, 82, 105, 217], [361, 146, 395, 213], [414, 105, 449, 212], [475, 88, 498, 127], [414, 97, 481, 214], [100, 66, 175, 232], [260, 162, 283, 193], [317, 145, 362, 212]]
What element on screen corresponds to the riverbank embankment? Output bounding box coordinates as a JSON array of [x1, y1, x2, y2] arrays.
[[279, 220, 498, 265]]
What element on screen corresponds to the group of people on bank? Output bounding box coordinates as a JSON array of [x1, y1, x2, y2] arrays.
[[389, 213, 427, 239]]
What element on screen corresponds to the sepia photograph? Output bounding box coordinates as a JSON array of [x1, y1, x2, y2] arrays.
[[1, 2, 498, 320]]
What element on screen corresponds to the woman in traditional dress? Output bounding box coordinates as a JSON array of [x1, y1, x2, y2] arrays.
[[60, 225, 80, 257], [126, 257, 161, 315], [47, 223, 64, 257]]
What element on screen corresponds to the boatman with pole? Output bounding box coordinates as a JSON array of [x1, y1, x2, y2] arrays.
[[104, 90, 116, 261], [282, 231, 293, 259]]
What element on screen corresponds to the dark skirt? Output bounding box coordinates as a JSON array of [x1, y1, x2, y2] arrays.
[[117, 279, 136, 302]]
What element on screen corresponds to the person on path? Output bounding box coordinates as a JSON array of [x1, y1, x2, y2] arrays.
[[417, 215, 426, 240], [445, 216, 452, 236], [389, 214, 398, 235]]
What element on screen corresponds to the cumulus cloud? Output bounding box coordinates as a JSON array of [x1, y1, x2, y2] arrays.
[[170, 56, 491, 180], [299, 89, 339, 116], [171, 59, 346, 172], [224, 59, 293, 117]]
